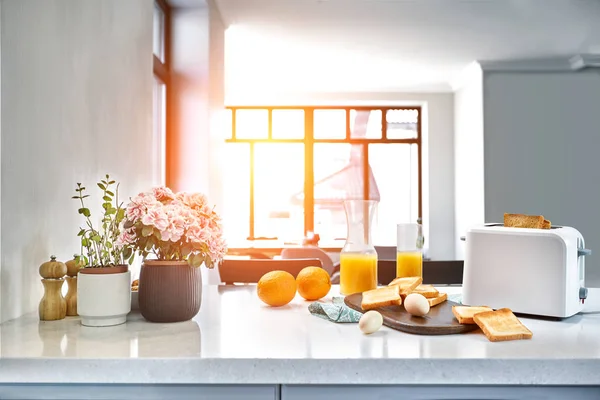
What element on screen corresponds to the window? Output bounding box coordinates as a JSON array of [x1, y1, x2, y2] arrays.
[[153, 0, 170, 186], [223, 106, 422, 246]]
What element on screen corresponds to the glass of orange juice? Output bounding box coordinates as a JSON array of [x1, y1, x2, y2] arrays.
[[396, 222, 424, 278], [339, 200, 378, 295]]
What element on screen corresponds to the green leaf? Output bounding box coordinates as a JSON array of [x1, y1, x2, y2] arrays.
[[145, 239, 154, 251], [190, 253, 204, 268], [153, 230, 162, 240], [106, 242, 112, 249], [106, 190, 114, 196], [116, 209, 125, 221], [77, 229, 85, 236], [82, 195, 90, 198], [181, 244, 193, 257], [103, 196, 111, 202], [124, 219, 134, 229], [123, 247, 133, 260], [108, 180, 115, 184], [71, 196, 79, 199], [128, 253, 135, 265], [92, 234, 101, 242], [142, 225, 153, 237], [78, 208, 91, 217], [97, 183, 106, 190], [81, 238, 88, 247]]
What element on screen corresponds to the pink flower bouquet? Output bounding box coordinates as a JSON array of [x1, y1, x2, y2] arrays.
[[119, 187, 227, 268]]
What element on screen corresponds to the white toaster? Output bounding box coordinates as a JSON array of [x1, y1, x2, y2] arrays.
[[461, 223, 591, 318]]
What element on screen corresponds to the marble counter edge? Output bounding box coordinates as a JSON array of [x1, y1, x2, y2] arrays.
[[0, 358, 599, 385]]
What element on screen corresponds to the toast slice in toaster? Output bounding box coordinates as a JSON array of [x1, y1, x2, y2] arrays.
[[361, 285, 402, 311], [427, 292, 447, 307], [504, 213, 545, 229], [388, 276, 422, 295], [473, 308, 533, 342], [452, 305, 493, 324], [542, 219, 551, 229]]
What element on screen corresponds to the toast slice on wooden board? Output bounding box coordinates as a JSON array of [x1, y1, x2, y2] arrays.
[[361, 285, 402, 311], [473, 308, 533, 342], [388, 276, 422, 295], [427, 292, 447, 307], [452, 305, 494, 324], [410, 284, 439, 298], [503, 213, 545, 229]]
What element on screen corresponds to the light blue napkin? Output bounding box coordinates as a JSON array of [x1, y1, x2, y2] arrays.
[[308, 296, 363, 323], [448, 293, 462, 304]]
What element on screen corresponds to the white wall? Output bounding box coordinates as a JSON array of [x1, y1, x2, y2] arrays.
[[1, 0, 154, 323], [482, 70, 600, 286], [223, 92, 457, 261], [453, 64, 485, 259]]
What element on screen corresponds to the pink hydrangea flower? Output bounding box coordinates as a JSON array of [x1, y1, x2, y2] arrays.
[[116, 227, 136, 247], [122, 186, 227, 266], [141, 205, 169, 232], [180, 193, 208, 211], [153, 186, 175, 202]]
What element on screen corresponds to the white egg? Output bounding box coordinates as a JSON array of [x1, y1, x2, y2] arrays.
[[404, 293, 430, 317], [358, 310, 383, 334]]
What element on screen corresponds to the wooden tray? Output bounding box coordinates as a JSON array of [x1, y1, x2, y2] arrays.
[[344, 293, 478, 335]]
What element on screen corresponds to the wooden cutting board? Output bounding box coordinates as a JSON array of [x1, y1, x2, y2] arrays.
[[344, 293, 478, 335]]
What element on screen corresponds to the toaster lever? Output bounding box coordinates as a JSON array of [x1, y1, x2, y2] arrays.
[[578, 248, 592, 257]]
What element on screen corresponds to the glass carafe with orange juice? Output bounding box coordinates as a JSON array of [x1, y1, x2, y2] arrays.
[[339, 200, 378, 295], [396, 222, 424, 278]]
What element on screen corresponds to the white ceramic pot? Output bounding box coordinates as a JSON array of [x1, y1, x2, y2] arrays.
[[77, 266, 131, 327]]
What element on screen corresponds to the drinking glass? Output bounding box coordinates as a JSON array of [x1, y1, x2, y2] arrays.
[[396, 222, 423, 278]]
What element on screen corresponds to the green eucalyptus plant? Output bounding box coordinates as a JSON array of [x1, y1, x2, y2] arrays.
[[72, 174, 134, 267]]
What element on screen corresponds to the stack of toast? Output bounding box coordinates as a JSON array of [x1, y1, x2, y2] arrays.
[[452, 306, 533, 342], [361, 276, 448, 311], [504, 213, 551, 229]]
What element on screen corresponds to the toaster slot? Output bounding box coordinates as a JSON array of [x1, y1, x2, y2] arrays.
[[481, 223, 563, 229]]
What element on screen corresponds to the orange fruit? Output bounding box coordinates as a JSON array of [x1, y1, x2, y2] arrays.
[[257, 270, 297, 307], [296, 266, 331, 301]]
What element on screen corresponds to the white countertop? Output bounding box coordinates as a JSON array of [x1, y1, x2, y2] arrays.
[[1, 285, 600, 385]]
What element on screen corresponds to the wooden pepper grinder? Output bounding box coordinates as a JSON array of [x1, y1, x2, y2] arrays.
[[64, 254, 84, 316], [39, 255, 67, 321]]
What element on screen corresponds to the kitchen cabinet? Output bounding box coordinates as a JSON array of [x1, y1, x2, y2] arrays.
[[281, 385, 600, 400], [0, 384, 279, 400]]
